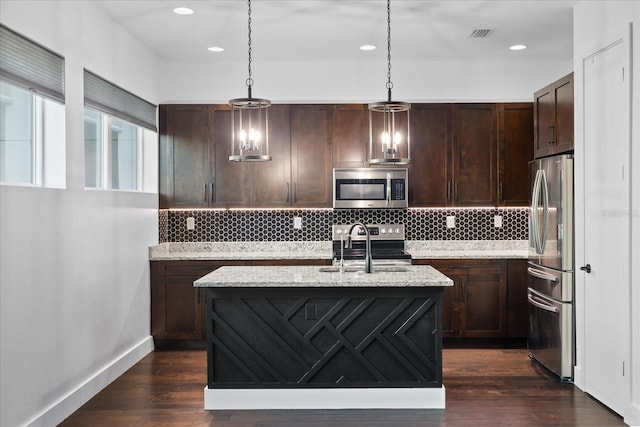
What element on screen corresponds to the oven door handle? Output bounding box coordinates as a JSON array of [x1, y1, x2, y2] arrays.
[[528, 292, 559, 313], [527, 267, 559, 283]]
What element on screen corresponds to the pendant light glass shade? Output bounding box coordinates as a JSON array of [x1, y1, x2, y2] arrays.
[[229, 0, 271, 162], [369, 0, 410, 165]]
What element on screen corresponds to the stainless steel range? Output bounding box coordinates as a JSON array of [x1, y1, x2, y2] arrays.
[[331, 224, 411, 266]]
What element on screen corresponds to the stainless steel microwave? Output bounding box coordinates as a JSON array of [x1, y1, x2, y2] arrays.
[[333, 168, 408, 209]]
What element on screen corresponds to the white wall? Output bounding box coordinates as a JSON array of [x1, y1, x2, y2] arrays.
[[160, 57, 572, 104], [0, 1, 160, 426], [573, 1, 640, 426]]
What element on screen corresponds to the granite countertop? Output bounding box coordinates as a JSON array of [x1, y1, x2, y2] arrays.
[[149, 240, 529, 261], [194, 265, 454, 288]]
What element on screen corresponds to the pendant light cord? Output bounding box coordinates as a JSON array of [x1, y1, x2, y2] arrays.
[[386, 0, 393, 93], [246, 0, 254, 93]]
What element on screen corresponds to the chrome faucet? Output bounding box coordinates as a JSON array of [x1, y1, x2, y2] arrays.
[[345, 222, 372, 273]]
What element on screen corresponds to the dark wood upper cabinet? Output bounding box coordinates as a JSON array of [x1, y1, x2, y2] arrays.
[[159, 104, 210, 209], [253, 105, 292, 207], [534, 72, 574, 158], [159, 101, 532, 209], [498, 103, 534, 206], [408, 104, 452, 206], [332, 104, 367, 168], [290, 105, 333, 207], [453, 104, 498, 206], [211, 105, 250, 207]]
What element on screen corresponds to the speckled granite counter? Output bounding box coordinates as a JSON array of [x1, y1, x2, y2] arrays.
[[194, 265, 453, 288], [406, 240, 529, 259], [149, 241, 332, 260], [149, 240, 529, 261]]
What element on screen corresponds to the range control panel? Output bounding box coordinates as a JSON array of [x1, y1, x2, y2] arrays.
[[331, 224, 405, 241]]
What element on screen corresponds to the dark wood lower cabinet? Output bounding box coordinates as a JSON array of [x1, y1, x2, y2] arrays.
[[152, 258, 527, 348], [150, 259, 330, 349], [413, 259, 528, 339]]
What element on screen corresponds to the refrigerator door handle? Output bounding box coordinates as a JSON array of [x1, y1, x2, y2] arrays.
[[528, 292, 560, 313], [531, 169, 543, 254], [540, 169, 549, 253], [527, 266, 560, 283]]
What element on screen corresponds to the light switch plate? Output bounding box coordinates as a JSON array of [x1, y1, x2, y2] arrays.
[[186, 217, 195, 230], [446, 216, 456, 229], [494, 215, 503, 228], [293, 216, 303, 229]]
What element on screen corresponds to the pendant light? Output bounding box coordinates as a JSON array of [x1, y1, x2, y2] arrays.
[[369, 0, 410, 165], [229, 0, 271, 162]]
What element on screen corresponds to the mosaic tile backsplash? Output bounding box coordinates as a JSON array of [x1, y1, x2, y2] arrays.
[[160, 208, 529, 243]]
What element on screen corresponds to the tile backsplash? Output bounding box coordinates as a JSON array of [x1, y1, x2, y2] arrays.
[[159, 207, 528, 243]]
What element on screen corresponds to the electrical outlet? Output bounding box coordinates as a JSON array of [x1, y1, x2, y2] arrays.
[[446, 216, 456, 229], [494, 215, 503, 228], [293, 216, 303, 229], [186, 217, 195, 230]]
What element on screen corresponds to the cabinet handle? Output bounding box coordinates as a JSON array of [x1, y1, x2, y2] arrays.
[[454, 182, 459, 201], [447, 181, 451, 201], [550, 124, 555, 144], [293, 183, 297, 203], [210, 181, 215, 203], [203, 182, 208, 203], [286, 182, 290, 203]]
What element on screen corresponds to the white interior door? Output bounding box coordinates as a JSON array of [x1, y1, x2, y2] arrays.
[[582, 34, 630, 415]]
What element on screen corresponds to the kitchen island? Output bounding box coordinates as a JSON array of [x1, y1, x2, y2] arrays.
[[194, 264, 453, 410]]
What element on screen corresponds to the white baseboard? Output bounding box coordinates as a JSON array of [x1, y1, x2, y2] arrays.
[[625, 402, 640, 427], [26, 336, 154, 427], [204, 386, 446, 410]]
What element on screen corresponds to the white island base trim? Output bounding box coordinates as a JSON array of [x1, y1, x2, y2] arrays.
[[204, 386, 446, 410]]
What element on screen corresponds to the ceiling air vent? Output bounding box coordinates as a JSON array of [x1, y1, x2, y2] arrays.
[[468, 28, 494, 38]]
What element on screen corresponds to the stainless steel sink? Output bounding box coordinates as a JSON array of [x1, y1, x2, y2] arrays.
[[318, 265, 409, 273]]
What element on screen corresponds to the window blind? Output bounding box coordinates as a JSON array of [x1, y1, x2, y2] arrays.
[[84, 69, 157, 131], [0, 24, 65, 102]]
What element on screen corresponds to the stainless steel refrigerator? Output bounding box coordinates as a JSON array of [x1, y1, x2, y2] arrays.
[[527, 154, 574, 381]]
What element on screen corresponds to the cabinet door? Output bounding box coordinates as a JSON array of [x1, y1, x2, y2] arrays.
[[453, 104, 497, 206], [409, 104, 452, 206], [553, 73, 574, 154], [211, 106, 251, 207], [460, 261, 507, 337], [332, 104, 367, 168], [291, 105, 333, 207], [159, 105, 210, 208], [253, 105, 292, 207], [534, 85, 554, 158], [498, 103, 533, 206], [420, 260, 460, 337], [151, 274, 204, 340]]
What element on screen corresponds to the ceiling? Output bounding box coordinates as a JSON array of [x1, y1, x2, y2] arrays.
[[92, 0, 577, 64]]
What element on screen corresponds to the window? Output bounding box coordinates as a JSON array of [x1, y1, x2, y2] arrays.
[[83, 70, 157, 192], [0, 24, 66, 188], [84, 109, 152, 191], [0, 81, 65, 187]]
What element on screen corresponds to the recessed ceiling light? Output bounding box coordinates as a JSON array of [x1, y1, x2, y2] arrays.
[[208, 46, 224, 52], [360, 45, 376, 51], [173, 7, 194, 15], [509, 44, 527, 51]]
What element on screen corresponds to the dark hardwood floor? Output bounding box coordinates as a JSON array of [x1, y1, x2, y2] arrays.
[[59, 348, 625, 426]]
